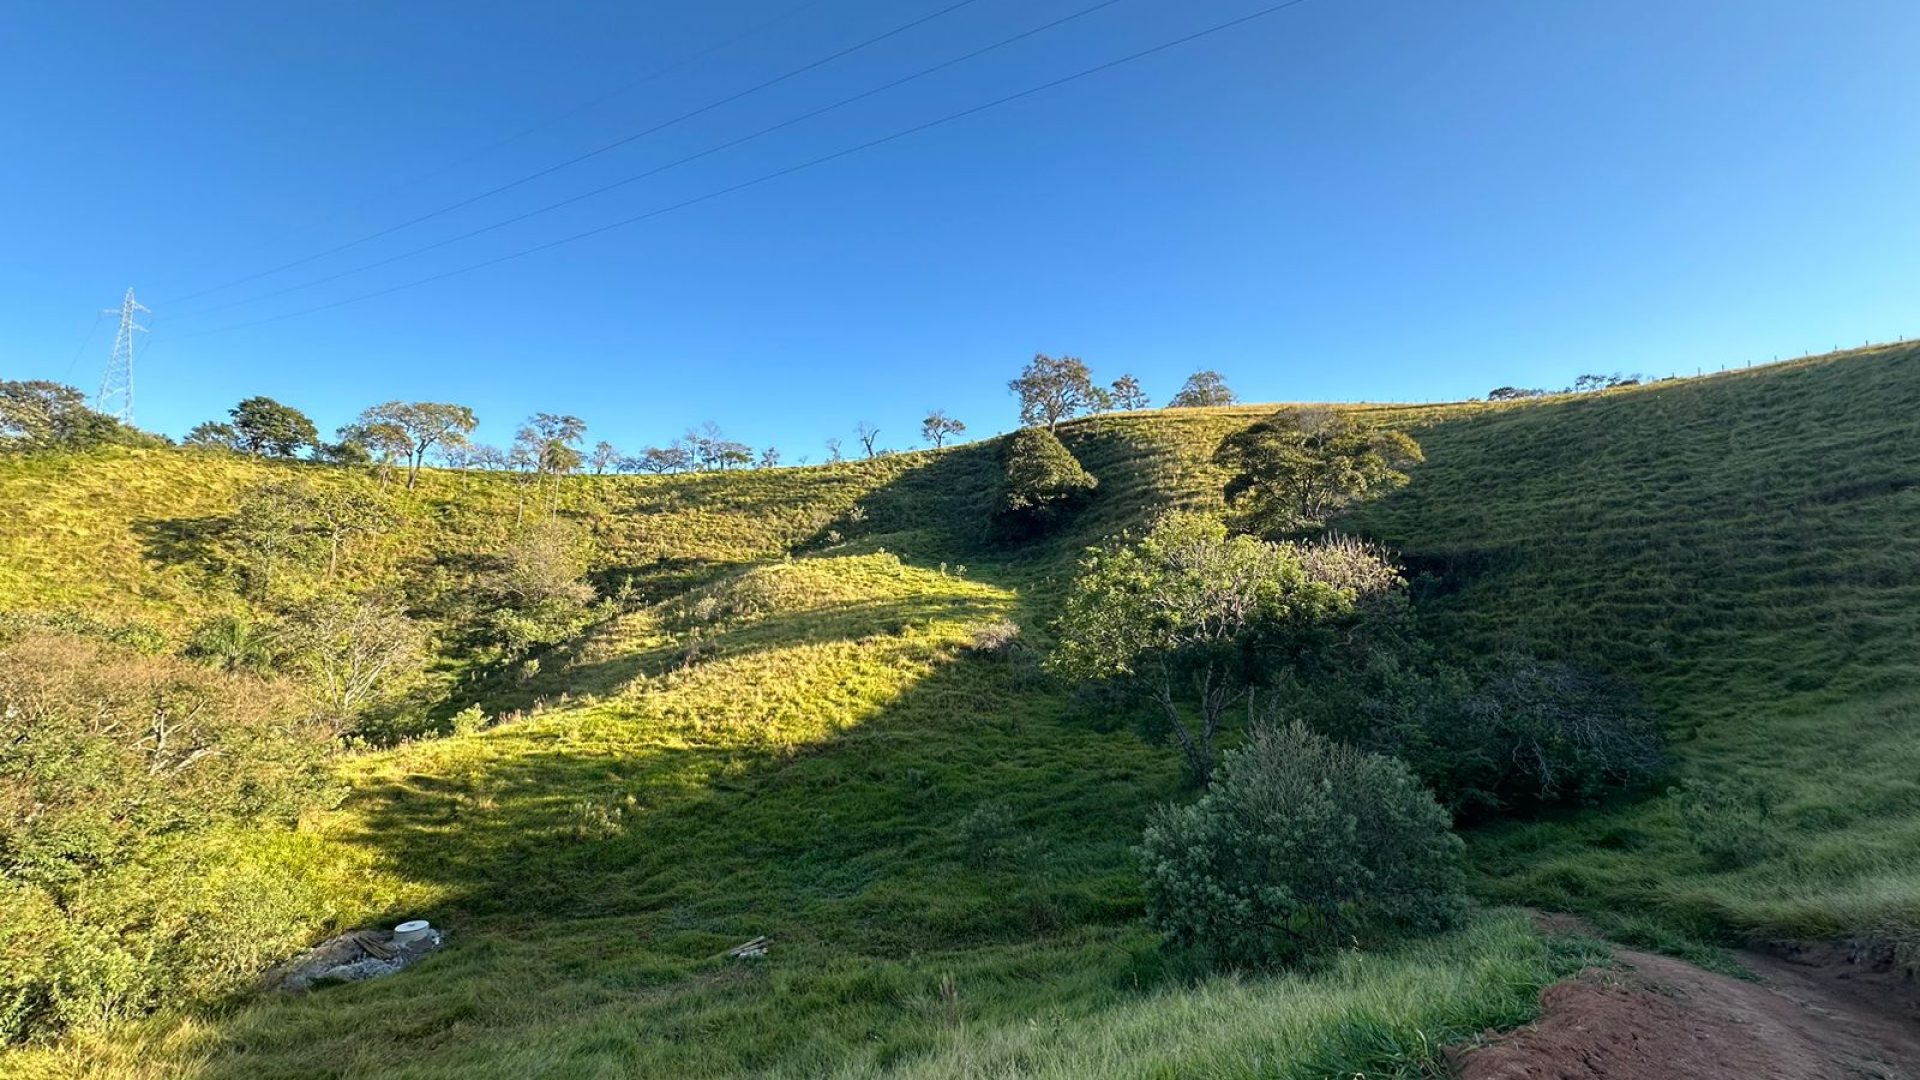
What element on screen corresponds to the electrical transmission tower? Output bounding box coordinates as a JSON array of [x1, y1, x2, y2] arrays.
[[98, 287, 149, 424]]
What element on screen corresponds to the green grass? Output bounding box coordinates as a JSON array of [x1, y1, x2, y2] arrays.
[[2, 344, 1917, 1076], [1337, 344, 1920, 950]]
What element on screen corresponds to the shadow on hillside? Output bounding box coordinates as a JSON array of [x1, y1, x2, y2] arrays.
[[132, 513, 230, 575], [164, 577, 1189, 1078], [489, 589, 1018, 713]]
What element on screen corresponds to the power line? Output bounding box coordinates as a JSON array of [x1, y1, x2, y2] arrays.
[[173, 0, 832, 277], [60, 313, 106, 383], [170, 0, 1132, 320], [363, 1, 832, 199], [161, 0, 989, 306], [168, 0, 1316, 343]]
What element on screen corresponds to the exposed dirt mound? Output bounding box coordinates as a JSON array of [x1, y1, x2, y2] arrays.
[[1458, 938, 1920, 1080]]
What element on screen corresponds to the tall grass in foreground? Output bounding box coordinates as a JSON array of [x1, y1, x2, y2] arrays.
[[8, 913, 1599, 1080]]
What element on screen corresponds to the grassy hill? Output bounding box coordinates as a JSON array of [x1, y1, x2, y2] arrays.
[[2, 343, 1916, 1077]]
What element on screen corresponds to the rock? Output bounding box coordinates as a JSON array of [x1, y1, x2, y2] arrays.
[[270, 921, 445, 992]]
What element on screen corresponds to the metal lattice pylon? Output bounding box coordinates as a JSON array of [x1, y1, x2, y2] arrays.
[[98, 287, 149, 424]]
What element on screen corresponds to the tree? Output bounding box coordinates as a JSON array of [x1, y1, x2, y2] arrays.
[[353, 402, 477, 488], [1110, 374, 1149, 411], [589, 440, 620, 475], [921, 410, 966, 450], [0, 380, 134, 452], [280, 593, 426, 731], [308, 483, 392, 579], [515, 413, 587, 477], [1139, 720, 1464, 969], [183, 421, 243, 451], [1573, 373, 1642, 393], [335, 418, 411, 480], [225, 479, 327, 599], [1213, 409, 1424, 536], [757, 446, 781, 469], [630, 444, 690, 474], [1487, 386, 1545, 401], [1169, 370, 1236, 408], [710, 441, 753, 470], [470, 517, 601, 659], [1009, 354, 1105, 431], [854, 421, 880, 458], [228, 397, 318, 458], [825, 437, 843, 463], [313, 439, 373, 465], [1000, 427, 1097, 531], [466, 444, 511, 471], [1049, 512, 1396, 784]]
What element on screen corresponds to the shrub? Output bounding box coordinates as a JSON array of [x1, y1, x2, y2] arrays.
[[1291, 651, 1663, 820], [184, 613, 279, 673], [1139, 721, 1465, 969], [1213, 409, 1423, 536], [1676, 777, 1778, 869], [1444, 653, 1664, 815], [954, 801, 1023, 869], [279, 593, 428, 732], [998, 428, 1097, 535], [0, 631, 336, 1043], [1051, 513, 1403, 785]]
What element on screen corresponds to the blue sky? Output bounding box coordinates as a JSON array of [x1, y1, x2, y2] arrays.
[[5, 0, 1918, 459]]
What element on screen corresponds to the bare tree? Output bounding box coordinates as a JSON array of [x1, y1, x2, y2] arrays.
[[855, 421, 880, 459]]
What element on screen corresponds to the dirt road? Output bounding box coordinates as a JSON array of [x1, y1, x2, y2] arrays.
[[1459, 933, 1920, 1080]]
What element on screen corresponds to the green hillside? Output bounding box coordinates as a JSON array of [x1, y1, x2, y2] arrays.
[[3, 344, 1916, 1078]]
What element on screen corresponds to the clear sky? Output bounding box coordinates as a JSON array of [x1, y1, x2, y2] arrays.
[[5, 0, 1918, 459]]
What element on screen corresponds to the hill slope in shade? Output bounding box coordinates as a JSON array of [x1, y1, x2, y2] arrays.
[[1, 344, 1915, 1077]]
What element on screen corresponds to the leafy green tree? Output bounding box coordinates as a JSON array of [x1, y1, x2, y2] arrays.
[[0, 381, 135, 451], [1214, 408, 1424, 536], [1140, 720, 1464, 969], [469, 517, 601, 659], [228, 397, 318, 458], [1109, 374, 1149, 411], [999, 427, 1097, 533], [279, 594, 426, 732], [353, 402, 478, 487], [921, 410, 966, 449], [312, 438, 373, 465], [183, 421, 242, 451], [630, 444, 691, 473], [517, 413, 587, 472], [308, 482, 392, 579], [1169, 370, 1236, 408], [1009, 354, 1107, 431], [225, 479, 327, 599], [1049, 512, 1396, 784]]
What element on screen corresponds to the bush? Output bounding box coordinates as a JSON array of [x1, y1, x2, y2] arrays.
[[1139, 721, 1465, 969], [1291, 650, 1664, 820], [1676, 777, 1778, 869], [998, 428, 1096, 535], [0, 632, 336, 1043], [1442, 653, 1664, 816]]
